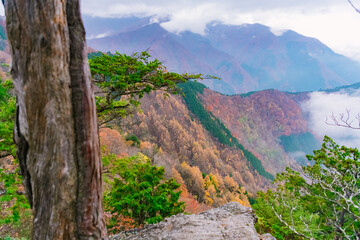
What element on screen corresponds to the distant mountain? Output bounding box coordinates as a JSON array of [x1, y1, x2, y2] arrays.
[[83, 15, 152, 39], [84, 16, 360, 94], [322, 81, 360, 93]]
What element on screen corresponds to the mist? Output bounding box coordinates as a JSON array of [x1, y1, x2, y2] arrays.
[[301, 90, 360, 148]]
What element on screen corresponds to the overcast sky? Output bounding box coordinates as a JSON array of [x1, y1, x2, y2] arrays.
[[1, 1, 360, 60], [79, 0, 360, 61]]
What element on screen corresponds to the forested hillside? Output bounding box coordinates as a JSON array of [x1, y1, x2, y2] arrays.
[[199, 87, 317, 172], [118, 90, 271, 194], [114, 81, 318, 193]]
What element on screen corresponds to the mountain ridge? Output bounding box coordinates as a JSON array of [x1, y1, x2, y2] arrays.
[[85, 16, 360, 94]]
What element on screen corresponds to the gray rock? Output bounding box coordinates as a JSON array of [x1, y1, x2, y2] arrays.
[[260, 233, 276, 240], [110, 202, 271, 240]]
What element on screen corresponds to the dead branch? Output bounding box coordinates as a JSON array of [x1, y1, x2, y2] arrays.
[[325, 109, 360, 129], [347, 0, 360, 14]]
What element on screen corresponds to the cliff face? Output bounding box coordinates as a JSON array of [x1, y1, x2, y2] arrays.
[[110, 202, 276, 240]]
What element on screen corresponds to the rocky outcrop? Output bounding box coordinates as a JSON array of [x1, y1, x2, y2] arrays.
[[110, 202, 275, 240], [260, 233, 277, 240]]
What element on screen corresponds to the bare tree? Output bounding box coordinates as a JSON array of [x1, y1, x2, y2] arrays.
[[326, 109, 360, 129], [4, 0, 107, 239]]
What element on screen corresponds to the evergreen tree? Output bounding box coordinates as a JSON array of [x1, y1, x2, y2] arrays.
[[104, 154, 185, 227], [89, 51, 207, 126]]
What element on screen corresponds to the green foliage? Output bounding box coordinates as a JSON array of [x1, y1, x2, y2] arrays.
[[0, 79, 15, 157], [88, 51, 107, 59], [248, 196, 256, 206], [0, 79, 32, 239], [0, 170, 29, 223], [89, 51, 206, 125], [254, 136, 360, 239], [2, 237, 28, 240], [0, 169, 32, 238], [254, 191, 304, 240], [104, 154, 185, 228], [125, 134, 140, 147], [239, 90, 259, 97], [0, 80, 16, 156], [179, 81, 273, 180], [254, 176, 325, 239]]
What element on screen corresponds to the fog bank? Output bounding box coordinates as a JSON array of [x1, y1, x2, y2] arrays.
[[301, 90, 360, 148]]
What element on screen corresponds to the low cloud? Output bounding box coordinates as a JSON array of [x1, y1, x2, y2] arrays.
[[288, 151, 308, 165], [87, 32, 114, 40], [301, 90, 360, 148], [289, 151, 307, 159]]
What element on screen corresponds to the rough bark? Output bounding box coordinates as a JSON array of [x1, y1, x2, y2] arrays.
[[5, 0, 107, 239]]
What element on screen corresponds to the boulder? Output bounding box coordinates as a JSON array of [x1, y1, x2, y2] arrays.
[[110, 202, 275, 240], [260, 233, 277, 240]]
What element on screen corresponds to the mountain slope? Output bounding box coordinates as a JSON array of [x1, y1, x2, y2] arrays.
[[116, 82, 320, 196], [119, 90, 273, 193], [85, 16, 360, 94], [199, 87, 314, 172]]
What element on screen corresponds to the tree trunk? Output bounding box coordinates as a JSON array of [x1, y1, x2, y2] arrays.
[[5, 0, 108, 239]]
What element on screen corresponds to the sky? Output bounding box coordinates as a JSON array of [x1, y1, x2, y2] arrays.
[[69, 0, 360, 61], [0, 1, 359, 60]]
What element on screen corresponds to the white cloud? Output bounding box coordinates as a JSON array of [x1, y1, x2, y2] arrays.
[[289, 151, 306, 159], [1, 1, 360, 61], [301, 90, 360, 148], [269, 27, 288, 36], [244, 6, 360, 62], [81, 0, 341, 16], [160, 3, 225, 35], [87, 32, 113, 40], [79, 0, 360, 62]]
